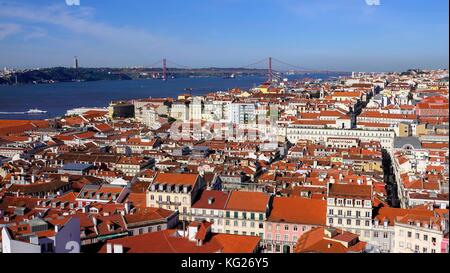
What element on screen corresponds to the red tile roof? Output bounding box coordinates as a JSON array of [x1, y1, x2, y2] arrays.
[[225, 191, 270, 212], [268, 197, 326, 225]]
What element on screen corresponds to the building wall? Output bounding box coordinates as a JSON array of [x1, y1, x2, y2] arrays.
[[326, 197, 373, 241], [55, 217, 81, 253], [393, 223, 444, 253], [263, 222, 316, 253], [286, 127, 395, 149]]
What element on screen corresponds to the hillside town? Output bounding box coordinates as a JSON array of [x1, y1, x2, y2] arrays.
[[0, 69, 448, 253]]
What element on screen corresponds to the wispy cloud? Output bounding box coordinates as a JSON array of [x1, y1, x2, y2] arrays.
[[23, 26, 48, 41], [0, 22, 22, 40], [0, 2, 171, 54], [277, 0, 378, 18]]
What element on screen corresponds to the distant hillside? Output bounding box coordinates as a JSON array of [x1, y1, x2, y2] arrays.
[[0, 67, 349, 85]]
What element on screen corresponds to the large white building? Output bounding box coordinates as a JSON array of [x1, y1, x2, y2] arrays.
[[286, 126, 395, 150]]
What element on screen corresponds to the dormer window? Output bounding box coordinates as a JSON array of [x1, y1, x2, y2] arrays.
[[346, 199, 353, 206]]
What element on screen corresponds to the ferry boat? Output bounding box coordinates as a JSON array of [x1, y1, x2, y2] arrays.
[[26, 108, 47, 114]]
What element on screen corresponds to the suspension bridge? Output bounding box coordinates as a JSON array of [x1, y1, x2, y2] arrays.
[[144, 57, 343, 82]]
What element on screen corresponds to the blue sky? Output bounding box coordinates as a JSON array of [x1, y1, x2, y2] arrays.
[[0, 0, 448, 71]]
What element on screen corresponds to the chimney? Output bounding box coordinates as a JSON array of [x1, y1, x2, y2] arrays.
[[327, 243, 332, 249], [207, 197, 214, 205]]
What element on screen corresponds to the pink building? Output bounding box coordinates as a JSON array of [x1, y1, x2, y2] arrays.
[[441, 233, 449, 253], [263, 197, 327, 253]]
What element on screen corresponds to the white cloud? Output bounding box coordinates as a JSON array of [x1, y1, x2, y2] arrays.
[[0, 23, 22, 40], [0, 2, 170, 52]]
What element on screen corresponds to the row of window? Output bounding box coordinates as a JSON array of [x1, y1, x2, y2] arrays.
[[266, 233, 298, 243], [288, 129, 393, 138], [329, 218, 371, 227], [398, 241, 437, 253], [399, 230, 437, 243], [150, 195, 188, 204], [225, 211, 265, 221], [328, 209, 371, 218], [137, 225, 162, 235], [328, 198, 372, 208], [225, 220, 264, 229], [267, 223, 307, 232], [224, 230, 264, 238]]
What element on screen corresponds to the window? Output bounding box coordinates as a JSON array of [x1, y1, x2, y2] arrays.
[[234, 212, 239, 219], [293, 236, 298, 242], [383, 232, 388, 239], [233, 220, 238, 227], [373, 231, 379, 238], [226, 220, 230, 226], [365, 221, 370, 227], [346, 199, 352, 206], [365, 212, 371, 218], [139, 228, 144, 235], [166, 196, 170, 202], [284, 235, 289, 241], [242, 221, 246, 227], [150, 195, 154, 200], [276, 234, 280, 241], [251, 213, 255, 220], [356, 220, 360, 226], [259, 223, 264, 229], [275, 245, 281, 252], [338, 210, 343, 216], [157, 225, 161, 231], [415, 245, 420, 253], [226, 211, 230, 218], [267, 234, 272, 240], [202, 210, 206, 216], [399, 229, 404, 236], [328, 209, 334, 215], [356, 211, 361, 218], [158, 195, 162, 202], [259, 214, 264, 220], [329, 218, 334, 224], [415, 233, 419, 239], [338, 219, 342, 225], [423, 248, 427, 253], [346, 210, 352, 217], [242, 212, 247, 219], [423, 235, 428, 241], [346, 219, 351, 225], [293, 225, 298, 231], [284, 225, 289, 231], [407, 232, 412, 238], [251, 222, 255, 228]]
